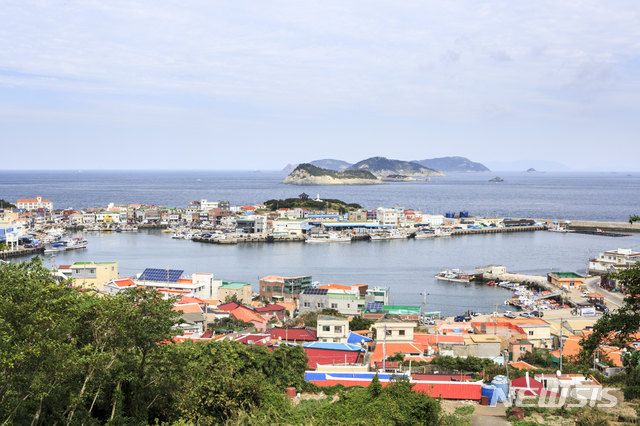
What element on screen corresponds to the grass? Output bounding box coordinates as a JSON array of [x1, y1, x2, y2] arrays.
[[454, 406, 475, 416]]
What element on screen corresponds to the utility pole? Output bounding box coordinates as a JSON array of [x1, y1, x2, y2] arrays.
[[382, 324, 387, 372], [504, 349, 510, 400], [420, 291, 427, 325], [559, 318, 563, 372]]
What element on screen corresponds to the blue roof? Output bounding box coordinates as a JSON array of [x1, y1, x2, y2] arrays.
[[301, 225, 314, 230], [347, 332, 372, 344], [308, 214, 339, 218], [302, 342, 365, 352]]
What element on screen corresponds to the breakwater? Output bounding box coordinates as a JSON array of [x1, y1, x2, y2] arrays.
[[193, 235, 305, 244], [451, 225, 544, 236], [532, 219, 640, 233]]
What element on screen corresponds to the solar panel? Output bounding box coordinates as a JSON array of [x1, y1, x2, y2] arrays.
[[303, 288, 328, 295], [138, 268, 184, 283], [367, 302, 383, 311]]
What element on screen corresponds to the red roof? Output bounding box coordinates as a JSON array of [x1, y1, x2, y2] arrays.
[[58, 265, 72, 270], [17, 198, 52, 203], [230, 308, 266, 324], [511, 375, 560, 397], [217, 302, 253, 312], [173, 303, 203, 314], [112, 278, 136, 288], [255, 304, 285, 312], [370, 342, 424, 366], [268, 327, 317, 342]]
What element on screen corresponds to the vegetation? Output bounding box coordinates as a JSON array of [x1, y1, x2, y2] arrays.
[[0, 199, 16, 209], [264, 197, 362, 212], [581, 262, 640, 399], [629, 214, 640, 224], [348, 156, 440, 175], [292, 163, 378, 180]]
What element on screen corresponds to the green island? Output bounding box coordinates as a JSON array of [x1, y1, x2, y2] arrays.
[[263, 197, 362, 212], [292, 163, 378, 179]]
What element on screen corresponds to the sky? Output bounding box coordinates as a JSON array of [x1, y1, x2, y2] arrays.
[[1, 1, 639, 171]]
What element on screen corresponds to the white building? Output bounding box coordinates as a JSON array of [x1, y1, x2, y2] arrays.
[[590, 248, 640, 273], [317, 315, 350, 343], [421, 214, 445, 227], [16, 196, 53, 211], [376, 208, 398, 227]]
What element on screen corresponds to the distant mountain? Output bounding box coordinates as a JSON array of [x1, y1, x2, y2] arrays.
[[483, 160, 571, 172], [348, 157, 444, 177], [281, 159, 352, 173], [413, 156, 490, 173], [309, 159, 352, 171], [281, 164, 299, 173], [282, 164, 384, 185]]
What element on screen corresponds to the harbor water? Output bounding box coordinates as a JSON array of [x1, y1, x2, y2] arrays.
[[4, 169, 639, 316]]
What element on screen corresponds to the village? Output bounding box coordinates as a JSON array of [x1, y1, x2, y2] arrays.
[[2, 195, 640, 424]]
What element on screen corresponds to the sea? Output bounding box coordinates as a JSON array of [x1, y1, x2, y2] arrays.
[[2, 170, 640, 316]]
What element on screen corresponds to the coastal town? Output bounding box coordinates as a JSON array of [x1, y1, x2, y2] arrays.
[[2, 194, 640, 424]]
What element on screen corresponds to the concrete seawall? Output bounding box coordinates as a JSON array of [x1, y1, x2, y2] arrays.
[[533, 219, 640, 233], [452, 225, 544, 236]]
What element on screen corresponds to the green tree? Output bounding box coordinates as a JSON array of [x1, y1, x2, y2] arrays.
[[224, 293, 240, 304], [629, 214, 640, 225], [0, 199, 16, 209], [349, 316, 375, 332]]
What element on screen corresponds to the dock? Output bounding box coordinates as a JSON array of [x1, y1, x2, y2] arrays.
[[452, 225, 544, 236], [192, 235, 305, 244], [0, 246, 45, 259]]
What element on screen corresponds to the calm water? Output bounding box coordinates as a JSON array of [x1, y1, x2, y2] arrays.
[[4, 170, 639, 316], [26, 229, 640, 316], [1, 170, 639, 221]]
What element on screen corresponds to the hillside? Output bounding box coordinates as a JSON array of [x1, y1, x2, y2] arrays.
[[348, 156, 444, 177], [413, 156, 490, 172], [282, 164, 384, 185]]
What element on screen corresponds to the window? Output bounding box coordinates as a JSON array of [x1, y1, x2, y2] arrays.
[[322, 326, 331, 332], [317, 303, 324, 308], [520, 346, 527, 352], [262, 286, 266, 291], [333, 338, 340, 342], [385, 329, 392, 336], [528, 331, 534, 336], [347, 304, 350, 308], [334, 326, 342, 333], [303, 302, 310, 308], [267, 286, 271, 292], [399, 330, 405, 336], [331, 303, 338, 309]]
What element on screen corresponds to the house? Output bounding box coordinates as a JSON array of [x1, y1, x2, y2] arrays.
[[317, 316, 349, 343], [508, 339, 534, 362], [268, 327, 317, 344], [511, 372, 559, 397], [373, 315, 416, 343], [217, 282, 253, 304], [302, 342, 366, 369], [65, 261, 119, 291], [535, 373, 602, 401], [547, 272, 585, 290], [259, 275, 313, 305], [229, 307, 267, 332], [254, 304, 286, 322], [133, 268, 214, 298], [298, 287, 368, 316], [16, 196, 52, 211], [104, 278, 136, 294], [589, 248, 640, 274]]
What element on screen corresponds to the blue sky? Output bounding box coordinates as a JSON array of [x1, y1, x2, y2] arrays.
[[1, 1, 639, 170]]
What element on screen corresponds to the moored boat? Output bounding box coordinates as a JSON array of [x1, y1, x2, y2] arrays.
[[434, 269, 471, 283]]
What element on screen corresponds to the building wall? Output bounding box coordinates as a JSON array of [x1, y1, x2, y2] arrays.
[[373, 320, 416, 343], [218, 284, 252, 304], [70, 262, 119, 291], [317, 317, 350, 343]]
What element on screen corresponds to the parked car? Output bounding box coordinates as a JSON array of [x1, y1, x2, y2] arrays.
[[519, 312, 535, 319], [422, 317, 436, 325], [581, 291, 589, 297], [453, 315, 471, 322], [531, 310, 544, 317], [594, 303, 609, 313], [503, 311, 517, 319]]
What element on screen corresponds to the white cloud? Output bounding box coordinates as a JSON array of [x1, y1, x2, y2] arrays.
[[1, 0, 639, 169]]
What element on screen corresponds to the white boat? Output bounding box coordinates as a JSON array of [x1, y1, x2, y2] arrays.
[[415, 230, 436, 239], [305, 233, 351, 243], [435, 269, 471, 283], [369, 231, 406, 240]]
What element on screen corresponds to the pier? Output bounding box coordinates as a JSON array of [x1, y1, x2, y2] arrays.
[[451, 225, 544, 236], [0, 246, 45, 259], [193, 235, 305, 244]]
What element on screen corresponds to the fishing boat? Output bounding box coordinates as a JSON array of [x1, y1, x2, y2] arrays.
[[369, 231, 406, 241], [434, 269, 471, 283], [414, 230, 436, 239], [305, 233, 351, 243]]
